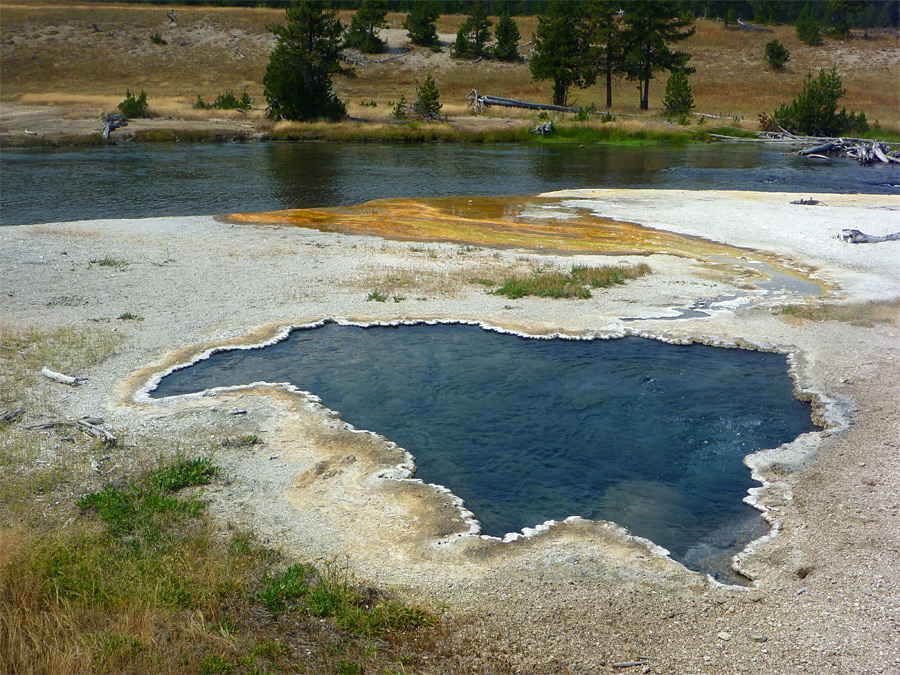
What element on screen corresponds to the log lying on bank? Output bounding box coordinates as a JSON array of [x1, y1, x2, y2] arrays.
[[466, 89, 578, 114], [101, 113, 128, 139], [42, 367, 87, 386], [840, 229, 900, 244], [27, 416, 117, 444]]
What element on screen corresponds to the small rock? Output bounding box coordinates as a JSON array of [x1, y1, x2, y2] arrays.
[[229, 408, 248, 415], [796, 587, 807, 595], [747, 629, 768, 643], [717, 631, 731, 641]]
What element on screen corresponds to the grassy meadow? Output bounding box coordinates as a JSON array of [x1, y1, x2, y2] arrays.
[[1, 2, 897, 140]]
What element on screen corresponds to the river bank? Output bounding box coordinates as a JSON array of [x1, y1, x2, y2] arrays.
[[3, 190, 899, 672]]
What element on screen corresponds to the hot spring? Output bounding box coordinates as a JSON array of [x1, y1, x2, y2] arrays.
[[151, 322, 817, 581]]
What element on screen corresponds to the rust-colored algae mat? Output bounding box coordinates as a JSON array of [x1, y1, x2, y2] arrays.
[[222, 196, 746, 258]]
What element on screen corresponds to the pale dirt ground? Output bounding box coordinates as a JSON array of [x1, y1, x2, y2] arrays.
[[2, 190, 899, 673]]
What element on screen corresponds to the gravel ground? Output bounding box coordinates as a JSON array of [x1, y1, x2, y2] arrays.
[[2, 190, 898, 673]]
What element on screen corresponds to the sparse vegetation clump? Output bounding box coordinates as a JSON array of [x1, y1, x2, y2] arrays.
[[117, 89, 149, 118], [194, 89, 252, 111], [493, 263, 651, 299], [764, 39, 790, 71], [779, 298, 900, 327]]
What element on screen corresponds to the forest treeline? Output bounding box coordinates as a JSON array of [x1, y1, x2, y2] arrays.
[[108, 1, 899, 29]]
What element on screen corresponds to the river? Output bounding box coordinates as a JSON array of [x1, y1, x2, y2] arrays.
[[2, 141, 897, 226]]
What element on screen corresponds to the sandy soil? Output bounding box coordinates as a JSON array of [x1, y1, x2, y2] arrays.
[[2, 190, 899, 673]]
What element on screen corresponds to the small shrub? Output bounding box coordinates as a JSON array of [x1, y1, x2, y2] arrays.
[[600, 112, 615, 123], [412, 73, 442, 122], [117, 89, 149, 118], [117, 312, 143, 321], [662, 69, 695, 117], [359, 99, 377, 107], [391, 95, 408, 121], [573, 103, 598, 122], [149, 31, 166, 45], [367, 289, 388, 302], [764, 39, 790, 71]]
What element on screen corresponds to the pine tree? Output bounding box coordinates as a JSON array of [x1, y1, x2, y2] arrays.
[[764, 39, 790, 71], [403, 1, 439, 48], [451, 1, 492, 58], [662, 68, 694, 116], [492, 10, 521, 62], [796, 3, 822, 45], [620, 1, 695, 111], [344, 0, 388, 54], [773, 67, 868, 136], [530, 0, 596, 107], [413, 72, 442, 121], [826, 1, 868, 36], [263, 0, 353, 121]]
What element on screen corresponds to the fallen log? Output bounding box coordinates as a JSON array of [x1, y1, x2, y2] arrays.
[[840, 229, 900, 244], [27, 416, 117, 444], [42, 367, 87, 386], [466, 89, 577, 114], [799, 141, 837, 156], [101, 112, 128, 139]]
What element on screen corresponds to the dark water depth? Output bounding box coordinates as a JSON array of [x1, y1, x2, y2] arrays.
[[3, 142, 897, 226], [152, 322, 817, 581]]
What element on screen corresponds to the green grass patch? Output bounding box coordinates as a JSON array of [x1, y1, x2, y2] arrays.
[[88, 256, 128, 270], [494, 263, 651, 299], [779, 298, 899, 327], [2, 449, 442, 673]]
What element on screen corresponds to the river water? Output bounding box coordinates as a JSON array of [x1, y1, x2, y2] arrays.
[[2, 141, 897, 226]]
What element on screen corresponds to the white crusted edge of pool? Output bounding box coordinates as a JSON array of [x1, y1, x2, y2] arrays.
[[133, 315, 845, 587]]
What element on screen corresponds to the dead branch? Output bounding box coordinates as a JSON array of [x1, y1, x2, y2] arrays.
[[41, 367, 87, 386], [26, 416, 117, 444], [840, 229, 900, 244]]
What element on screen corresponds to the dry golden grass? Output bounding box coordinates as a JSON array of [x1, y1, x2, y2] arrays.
[[2, 5, 896, 129]]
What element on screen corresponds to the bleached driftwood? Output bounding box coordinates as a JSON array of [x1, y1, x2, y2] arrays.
[[840, 229, 900, 244], [466, 89, 577, 114], [42, 367, 87, 386], [101, 113, 128, 139], [27, 416, 117, 444]]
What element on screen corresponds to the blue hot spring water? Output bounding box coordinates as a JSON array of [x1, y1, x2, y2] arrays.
[[152, 322, 817, 581]]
